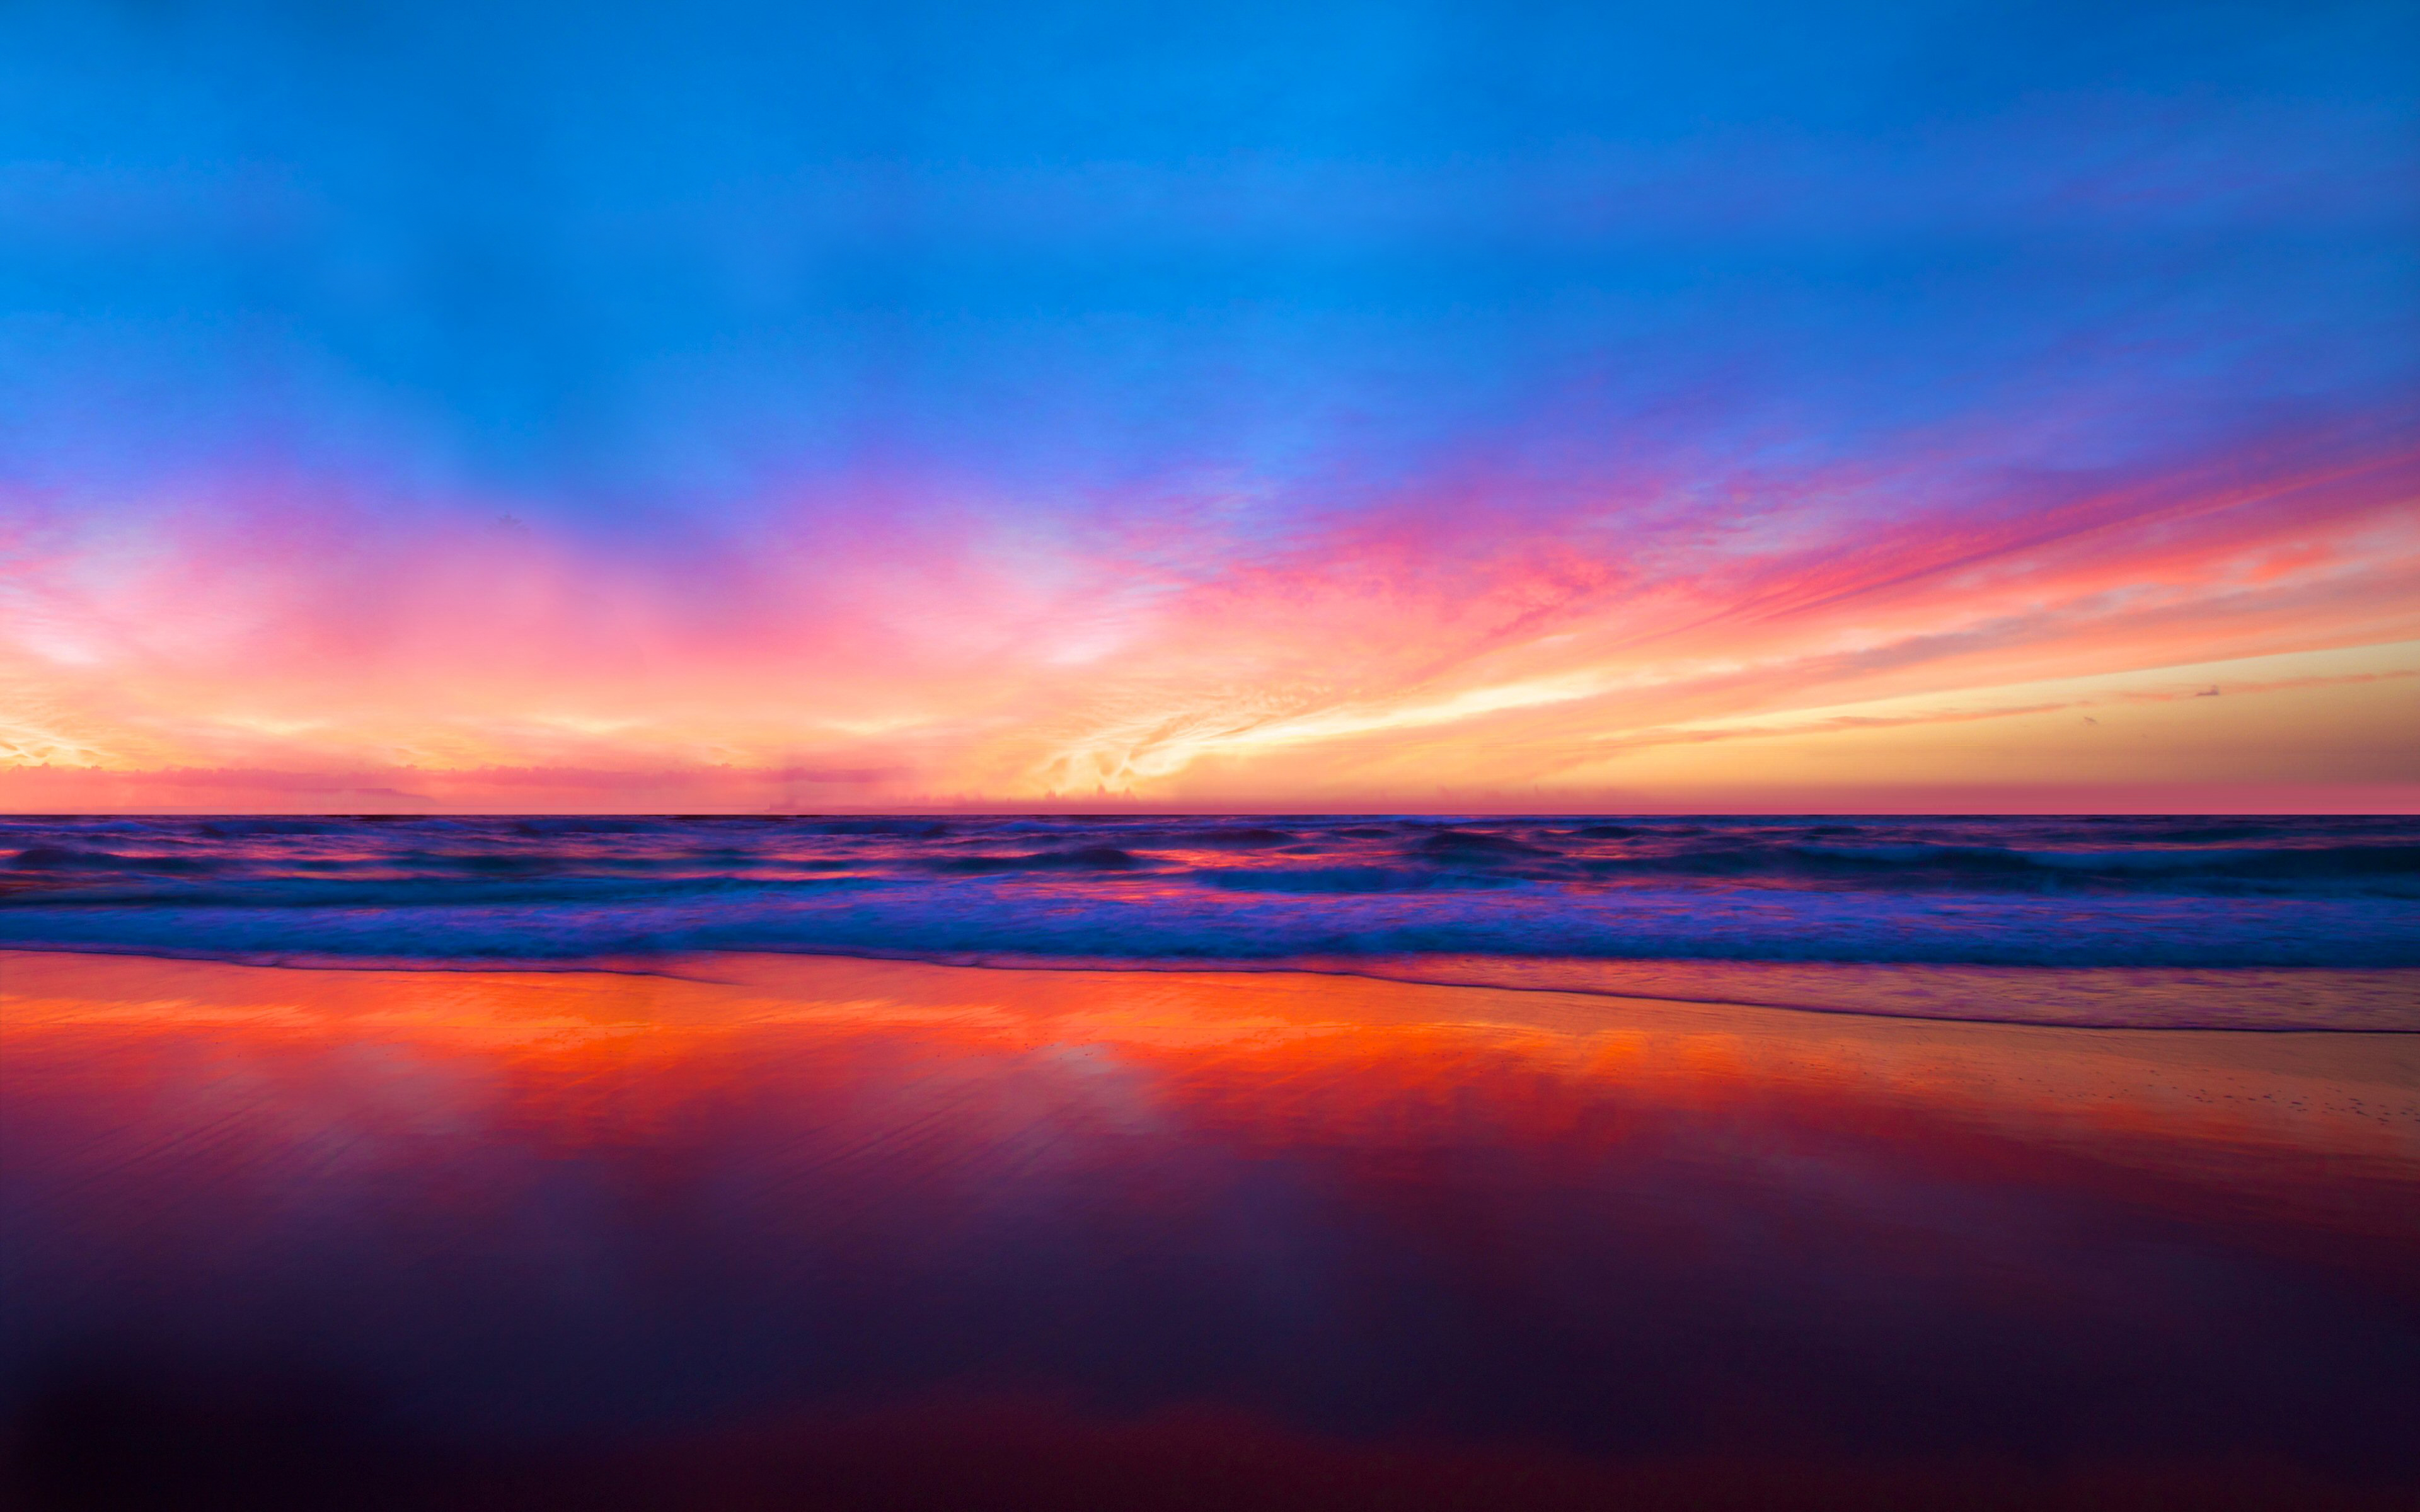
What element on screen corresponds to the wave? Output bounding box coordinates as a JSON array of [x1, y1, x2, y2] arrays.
[[16, 822, 2420, 892], [4, 817, 2417, 1003]]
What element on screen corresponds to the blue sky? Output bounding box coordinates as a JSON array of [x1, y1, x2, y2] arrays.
[[3, 0, 2416, 808]]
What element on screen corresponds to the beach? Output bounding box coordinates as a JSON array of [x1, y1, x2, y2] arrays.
[[14, 0, 2417, 1498], [5, 949, 2415, 1507]]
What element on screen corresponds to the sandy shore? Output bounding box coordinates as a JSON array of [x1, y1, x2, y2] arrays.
[[6, 949, 2419, 1507], [8, 947, 2414, 1152]]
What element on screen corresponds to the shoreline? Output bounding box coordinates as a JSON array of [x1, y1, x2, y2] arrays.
[[6, 942, 2418, 1034], [8, 947, 2416, 1155]]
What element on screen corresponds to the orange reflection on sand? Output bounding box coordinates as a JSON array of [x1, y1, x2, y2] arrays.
[[6, 949, 2413, 1247], [7, 949, 2416, 1150], [7, 948, 2420, 1499]]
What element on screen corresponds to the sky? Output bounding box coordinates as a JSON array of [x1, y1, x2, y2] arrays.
[[1, 0, 2414, 812]]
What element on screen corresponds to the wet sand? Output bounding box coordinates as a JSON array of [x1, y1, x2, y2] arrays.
[[4, 949, 2417, 1508]]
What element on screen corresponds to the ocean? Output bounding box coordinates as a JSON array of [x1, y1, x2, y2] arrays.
[[5, 812, 2416, 1027]]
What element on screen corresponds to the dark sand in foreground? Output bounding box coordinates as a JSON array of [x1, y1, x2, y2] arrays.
[[4, 950, 2416, 1508]]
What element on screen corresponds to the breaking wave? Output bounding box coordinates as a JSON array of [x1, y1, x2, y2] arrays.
[[4, 814, 2416, 1028]]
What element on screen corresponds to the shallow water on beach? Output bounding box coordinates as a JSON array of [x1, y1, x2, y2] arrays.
[[6, 813, 2419, 1031], [4, 950, 2416, 1507]]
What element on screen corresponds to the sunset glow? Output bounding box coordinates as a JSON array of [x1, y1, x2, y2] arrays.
[[2, 0, 2412, 811], [8, 13, 2418, 1506]]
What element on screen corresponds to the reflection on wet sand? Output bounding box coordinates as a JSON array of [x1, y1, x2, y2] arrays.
[[3, 950, 2417, 1508]]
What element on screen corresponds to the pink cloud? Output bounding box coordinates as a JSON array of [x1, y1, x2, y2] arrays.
[[4, 414, 2414, 811]]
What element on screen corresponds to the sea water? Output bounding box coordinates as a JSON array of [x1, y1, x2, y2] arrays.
[[4, 813, 2415, 1027]]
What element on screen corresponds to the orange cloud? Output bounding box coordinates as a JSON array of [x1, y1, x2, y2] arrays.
[[4, 428, 2414, 811]]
